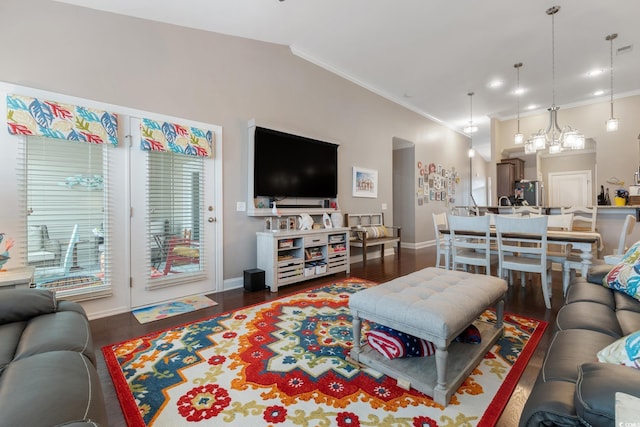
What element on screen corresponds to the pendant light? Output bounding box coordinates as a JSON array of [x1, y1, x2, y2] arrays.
[[463, 91, 478, 135], [529, 6, 585, 153], [467, 92, 475, 206], [514, 62, 524, 145], [466, 91, 476, 153], [606, 33, 619, 132]]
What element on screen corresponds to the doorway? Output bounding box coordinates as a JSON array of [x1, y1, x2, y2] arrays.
[[548, 170, 593, 206]]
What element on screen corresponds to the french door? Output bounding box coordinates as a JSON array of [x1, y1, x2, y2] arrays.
[[129, 118, 220, 308]]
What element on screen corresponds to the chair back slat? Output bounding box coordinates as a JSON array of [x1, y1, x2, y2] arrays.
[[447, 214, 493, 274]]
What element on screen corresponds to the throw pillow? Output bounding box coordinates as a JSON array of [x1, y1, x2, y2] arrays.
[[367, 325, 435, 359], [597, 330, 640, 369], [356, 225, 389, 240], [603, 241, 640, 301], [366, 324, 482, 360]]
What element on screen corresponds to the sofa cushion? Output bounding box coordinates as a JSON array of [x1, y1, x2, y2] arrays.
[[0, 351, 107, 427], [575, 363, 640, 427], [586, 263, 613, 285], [519, 380, 580, 427], [617, 310, 640, 337], [564, 278, 615, 308], [615, 290, 640, 313], [14, 310, 95, 365], [597, 329, 640, 368], [0, 322, 26, 370], [542, 330, 615, 383], [0, 289, 56, 324], [555, 301, 622, 338]]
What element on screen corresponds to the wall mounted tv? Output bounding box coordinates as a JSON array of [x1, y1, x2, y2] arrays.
[[253, 126, 338, 199]]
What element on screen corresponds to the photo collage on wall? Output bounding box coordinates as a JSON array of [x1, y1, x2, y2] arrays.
[[416, 161, 459, 206]]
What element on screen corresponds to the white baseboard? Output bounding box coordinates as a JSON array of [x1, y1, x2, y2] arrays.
[[400, 240, 436, 250]]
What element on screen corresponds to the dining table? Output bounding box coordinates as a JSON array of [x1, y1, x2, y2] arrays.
[[440, 228, 602, 278]]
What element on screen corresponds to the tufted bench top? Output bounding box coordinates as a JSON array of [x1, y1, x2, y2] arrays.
[[349, 267, 507, 346]]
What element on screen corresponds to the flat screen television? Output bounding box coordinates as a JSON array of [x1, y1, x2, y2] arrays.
[[253, 126, 338, 199]]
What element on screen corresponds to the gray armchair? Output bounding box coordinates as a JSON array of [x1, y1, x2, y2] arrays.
[[27, 225, 61, 267]]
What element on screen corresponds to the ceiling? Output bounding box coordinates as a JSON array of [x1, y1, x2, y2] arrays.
[[57, 0, 640, 160]]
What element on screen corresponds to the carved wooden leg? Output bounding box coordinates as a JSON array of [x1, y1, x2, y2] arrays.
[[434, 345, 448, 393]]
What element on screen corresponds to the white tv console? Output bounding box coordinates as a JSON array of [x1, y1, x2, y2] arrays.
[[256, 227, 350, 292]]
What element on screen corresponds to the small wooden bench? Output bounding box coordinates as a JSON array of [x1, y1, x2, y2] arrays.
[[344, 213, 401, 264]]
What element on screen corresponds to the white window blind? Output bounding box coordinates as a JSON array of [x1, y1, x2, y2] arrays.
[[21, 136, 112, 299], [146, 151, 206, 289]]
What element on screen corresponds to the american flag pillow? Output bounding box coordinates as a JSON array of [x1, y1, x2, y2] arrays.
[[366, 325, 435, 359]]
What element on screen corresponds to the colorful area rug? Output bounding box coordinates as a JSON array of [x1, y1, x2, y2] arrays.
[[104, 278, 547, 426], [132, 295, 218, 324]]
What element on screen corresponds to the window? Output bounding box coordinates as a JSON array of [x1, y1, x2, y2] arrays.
[[23, 136, 111, 299], [145, 151, 205, 289]]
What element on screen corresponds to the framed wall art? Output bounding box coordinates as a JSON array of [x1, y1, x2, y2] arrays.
[[352, 166, 378, 198]]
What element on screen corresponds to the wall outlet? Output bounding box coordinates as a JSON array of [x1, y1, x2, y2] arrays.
[[381, 203, 388, 210], [236, 201, 246, 212]]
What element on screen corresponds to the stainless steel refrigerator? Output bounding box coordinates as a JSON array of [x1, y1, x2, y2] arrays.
[[514, 181, 543, 206]]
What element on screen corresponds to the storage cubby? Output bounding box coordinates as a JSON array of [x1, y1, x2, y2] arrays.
[[257, 228, 350, 292]]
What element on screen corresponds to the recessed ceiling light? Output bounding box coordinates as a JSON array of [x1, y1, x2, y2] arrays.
[[593, 90, 605, 96], [488, 80, 503, 89], [514, 88, 525, 95], [526, 104, 538, 110], [587, 68, 605, 77]]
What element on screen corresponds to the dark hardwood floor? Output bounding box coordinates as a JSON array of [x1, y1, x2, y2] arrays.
[[91, 246, 564, 426]]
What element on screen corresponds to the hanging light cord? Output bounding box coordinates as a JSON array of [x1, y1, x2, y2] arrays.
[[549, 7, 557, 141], [551, 10, 556, 109], [608, 34, 616, 118], [468, 91, 474, 136], [515, 63, 522, 133]]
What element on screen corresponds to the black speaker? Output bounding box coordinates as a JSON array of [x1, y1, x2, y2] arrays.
[[244, 268, 266, 291]]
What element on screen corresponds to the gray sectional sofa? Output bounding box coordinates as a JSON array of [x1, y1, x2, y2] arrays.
[[519, 264, 640, 426], [0, 289, 107, 427]]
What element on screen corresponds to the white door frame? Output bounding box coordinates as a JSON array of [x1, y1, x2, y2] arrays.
[[548, 170, 592, 207]]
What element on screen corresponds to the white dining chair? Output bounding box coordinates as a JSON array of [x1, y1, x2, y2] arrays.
[[562, 214, 635, 295], [545, 213, 574, 281], [561, 206, 597, 232], [495, 215, 553, 309], [514, 206, 543, 216], [432, 212, 449, 269], [447, 214, 496, 275], [498, 206, 515, 215]]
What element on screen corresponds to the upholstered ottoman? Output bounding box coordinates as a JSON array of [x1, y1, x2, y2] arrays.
[[349, 267, 507, 406]]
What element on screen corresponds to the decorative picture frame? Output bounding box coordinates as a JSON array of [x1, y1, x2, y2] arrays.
[[352, 166, 378, 198], [322, 213, 333, 229]]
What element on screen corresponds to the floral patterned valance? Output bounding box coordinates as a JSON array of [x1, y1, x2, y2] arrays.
[[140, 118, 213, 158], [6, 94, 118, 146]]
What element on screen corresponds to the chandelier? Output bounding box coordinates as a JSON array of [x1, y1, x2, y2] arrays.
[[528, 6, 585, 153]]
